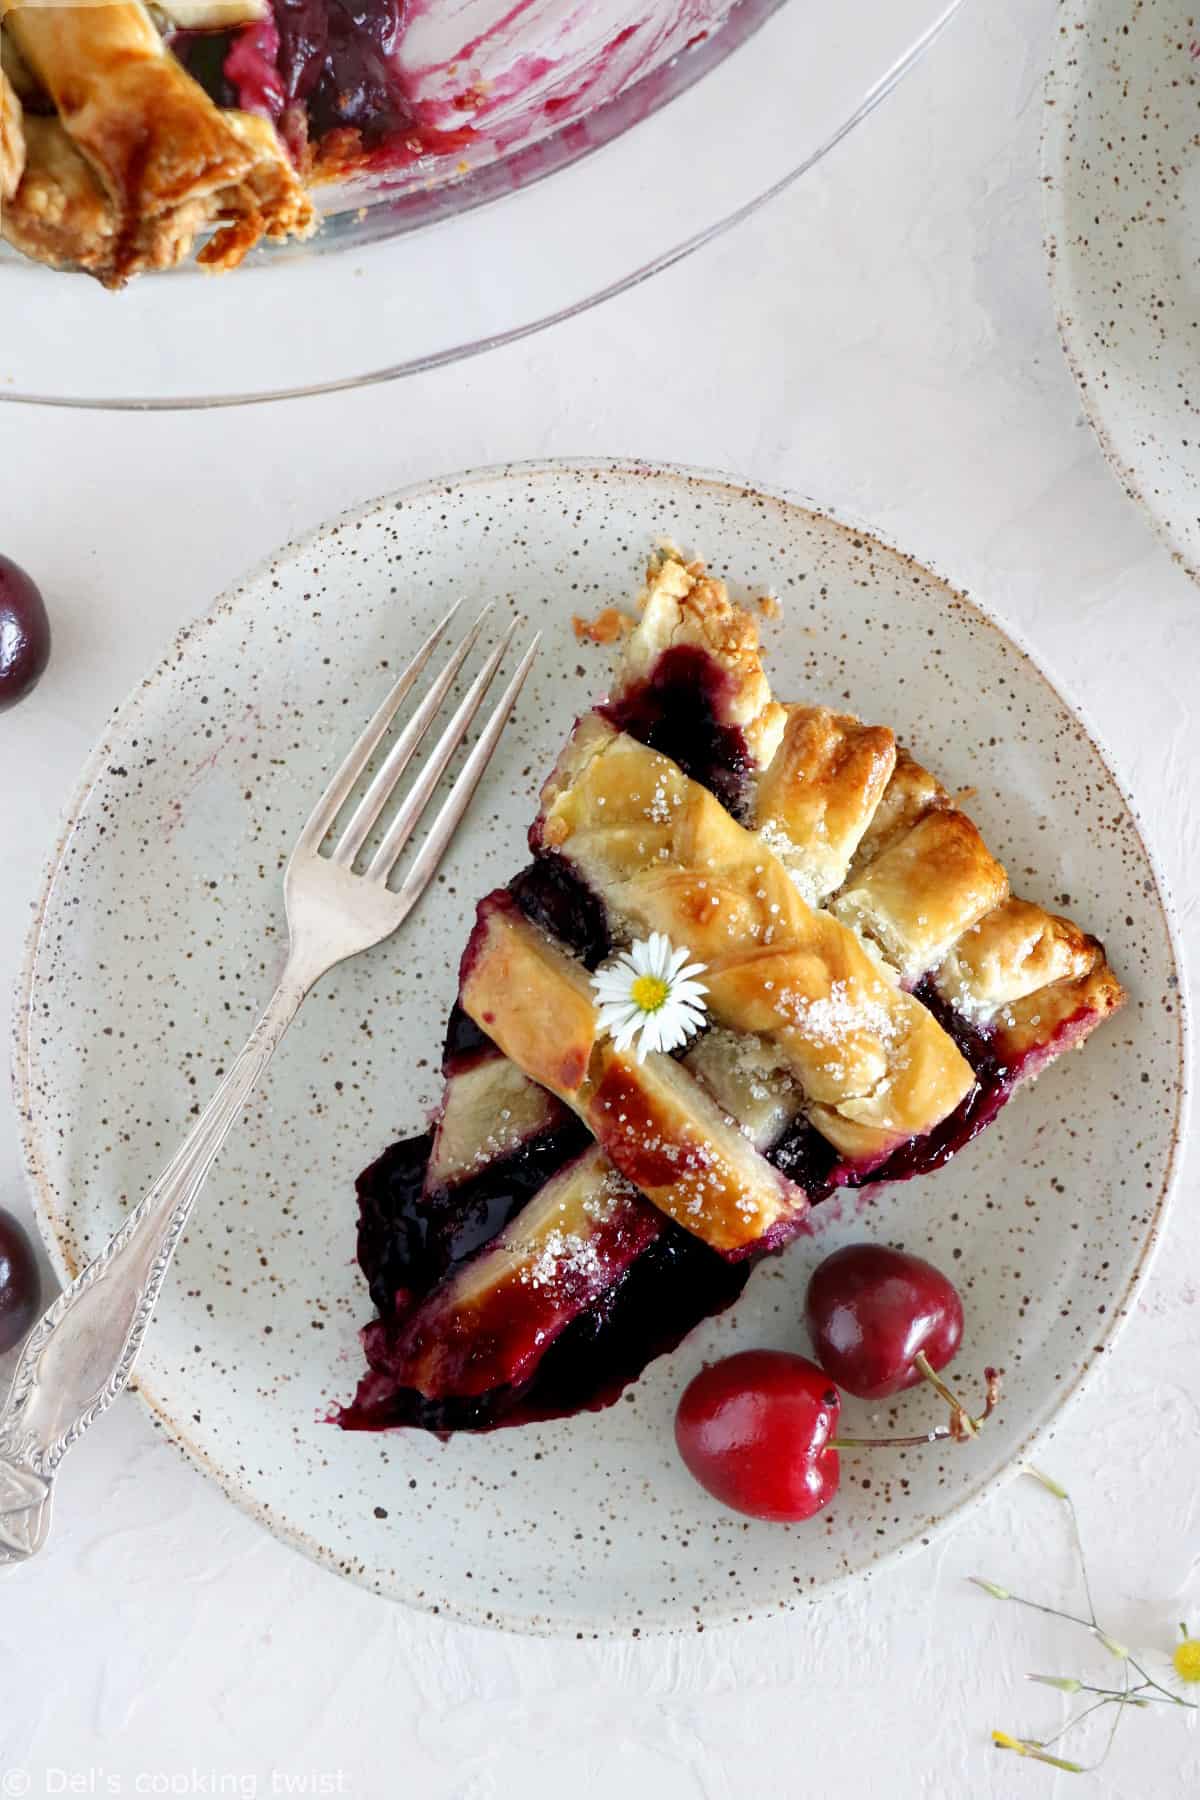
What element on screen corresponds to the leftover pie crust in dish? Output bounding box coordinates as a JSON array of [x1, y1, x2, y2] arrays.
[[0, 0, 487, 283], [0, 0, 731, 286], [341, 546, 1124, 1434], [0, 0, 317, 283]]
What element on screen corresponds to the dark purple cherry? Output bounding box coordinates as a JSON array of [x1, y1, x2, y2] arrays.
[[0, 1210, 40, 1353], [805, 1243, 964, 1400], [0, 554, 51, 711], [806, 1245, 1004, 1443]]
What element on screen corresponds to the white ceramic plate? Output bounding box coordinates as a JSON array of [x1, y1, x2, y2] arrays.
[[1044, 0, 1200, 580], [15, 461, 1184, 1635]]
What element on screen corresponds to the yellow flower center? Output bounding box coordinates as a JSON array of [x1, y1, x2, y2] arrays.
[[630, 973, 670, 1013], [1173, 1638, 1200, 1684]]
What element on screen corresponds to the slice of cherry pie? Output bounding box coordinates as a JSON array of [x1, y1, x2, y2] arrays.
[[340, 546, 1124, 1433]]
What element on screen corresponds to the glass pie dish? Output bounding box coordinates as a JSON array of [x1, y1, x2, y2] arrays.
[[0, 0, 962, 408]]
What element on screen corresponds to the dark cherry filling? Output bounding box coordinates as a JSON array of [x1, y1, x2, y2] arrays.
[[442, 1002, 491, 1073], [342, 663, 1020, 1434], [770, 1116, 840, 1199], [510, 856, 612, 969], [514, 1225, 749, 1420], [343, 1127, 749, 1433], [174, 0, 473, 168], [173, 31, 239, 109], [601, 644, 754, 820], [274, 0, 410, 144], [354, 1119, 592, 1322]]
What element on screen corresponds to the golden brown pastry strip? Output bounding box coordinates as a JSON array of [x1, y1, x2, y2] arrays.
[[934, 898, 1098, 1018], [932, 895, 1123, 1062], [195, 111, 315, 271], [1, 3, 313, 282], [1, 62, 25, 201], [1, 111, 125, 277], [833, 808, 1009, 982], [460, 900, 808, 1254], [824, 732, 1124, 1046], [536, 718, 975, 1163], [1, 104, 312, 285], [844, 745, 949, 882], [755, 705, 898, 902], [5, 0, 251, 218]]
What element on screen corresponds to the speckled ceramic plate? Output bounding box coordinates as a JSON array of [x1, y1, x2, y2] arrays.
[[15, 461, 1185, 1635], [1044, 0, 1200, 580]]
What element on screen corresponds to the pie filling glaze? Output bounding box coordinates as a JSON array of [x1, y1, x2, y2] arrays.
[[173, 0, 467, 180], [339, 547, 1124, 1433]]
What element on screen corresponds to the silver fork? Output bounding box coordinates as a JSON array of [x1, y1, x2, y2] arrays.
[[0, 608, 539, 1566]]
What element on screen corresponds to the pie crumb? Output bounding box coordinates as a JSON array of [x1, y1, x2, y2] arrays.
[[573, 607, 634, 645], [758, 593, 782, 620]]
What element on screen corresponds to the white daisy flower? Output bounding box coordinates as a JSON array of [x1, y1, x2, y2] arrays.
[[1133, 1625, 1200, 1702], [590, 932, 708, 1063], [1172, 1628, 1200, 1694]]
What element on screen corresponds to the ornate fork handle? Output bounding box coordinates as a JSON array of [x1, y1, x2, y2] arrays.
[[0, 963, 314, 1562], [0, 609, 537, 1568]]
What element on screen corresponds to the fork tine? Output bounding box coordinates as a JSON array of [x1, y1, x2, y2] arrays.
[[391, 633, 541, 917], [297, 599, 466, 853], [365, 618, 522, 882], [330, 606, 493, 868]]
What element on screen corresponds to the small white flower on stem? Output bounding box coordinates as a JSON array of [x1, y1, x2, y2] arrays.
[[591, 932, 708, 1063]]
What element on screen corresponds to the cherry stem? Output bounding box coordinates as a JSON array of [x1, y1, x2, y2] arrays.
[[832, 1364, 1002, 1450], [913, 1350, 977, 1437]]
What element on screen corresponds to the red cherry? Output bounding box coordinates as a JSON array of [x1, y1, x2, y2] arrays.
[[0, 1209, 40, 1354], [0, 554, 51, 711], [674, 1350, 840, 1522], [805, 1243, 964, 1400]]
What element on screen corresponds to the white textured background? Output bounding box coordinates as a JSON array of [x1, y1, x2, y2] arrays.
[[3, 0, 1199, 1793]]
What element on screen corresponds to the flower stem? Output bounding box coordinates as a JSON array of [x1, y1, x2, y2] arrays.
[[975, 1585, 1096, 1633], [1126, 1658, 1196, 1708], [1071, 1685, 1155, 1706], [975, 1469, 1198, 1772], [992, 1731, 1086, 1773]]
